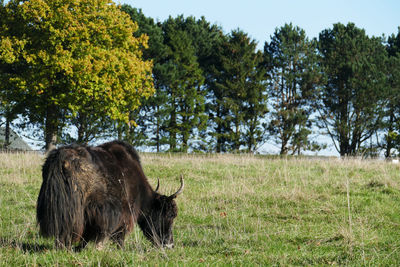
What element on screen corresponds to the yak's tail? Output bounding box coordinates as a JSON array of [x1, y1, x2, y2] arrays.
[[37, 147, 84, 247]]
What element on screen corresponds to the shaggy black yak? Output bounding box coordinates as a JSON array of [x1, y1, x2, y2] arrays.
[[37, 140, 183, 249]]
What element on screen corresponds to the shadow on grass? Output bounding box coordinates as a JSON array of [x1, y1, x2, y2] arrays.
[[0, 236, 52, 253], [181, 240, 200, 247]]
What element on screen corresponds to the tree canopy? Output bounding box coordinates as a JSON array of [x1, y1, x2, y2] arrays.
[[0, 2, 399, 157], [265, 23, 322, 155], [317, 23, 387, 156], [0, 0, 154, 150], [382, 28, 400, 157]]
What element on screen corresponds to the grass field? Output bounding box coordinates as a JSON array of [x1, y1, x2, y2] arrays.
[[1, 152, 400, 266]]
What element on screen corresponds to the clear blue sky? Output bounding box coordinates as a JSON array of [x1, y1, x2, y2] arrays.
[[121, 0, 399, 47]]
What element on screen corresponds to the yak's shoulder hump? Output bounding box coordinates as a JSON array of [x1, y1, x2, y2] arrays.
[[97, 140, 141, 164]]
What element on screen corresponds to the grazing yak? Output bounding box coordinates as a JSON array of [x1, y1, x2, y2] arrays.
[[37, 140, 183, 249]]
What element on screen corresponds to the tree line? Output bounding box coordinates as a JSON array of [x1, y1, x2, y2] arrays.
[[1, 0, 400, 157]]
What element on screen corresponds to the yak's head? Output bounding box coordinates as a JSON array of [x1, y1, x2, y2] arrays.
[[139, 176, 184, 248]]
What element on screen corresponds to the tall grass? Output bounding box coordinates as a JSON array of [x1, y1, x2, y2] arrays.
[[1, 152, 400, 265]]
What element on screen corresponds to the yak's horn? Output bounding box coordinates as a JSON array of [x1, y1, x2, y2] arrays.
[[170, 175, 184, 199], [155, 178, 160, 192]]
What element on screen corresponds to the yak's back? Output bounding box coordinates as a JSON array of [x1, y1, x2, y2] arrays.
[[98, 140, 141, 165]]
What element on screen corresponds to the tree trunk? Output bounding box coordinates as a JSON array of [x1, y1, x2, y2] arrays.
[[339, 141, 349, 157], [280, 127, 289, 155], [216, 134, 222, 153], [45, 106, 58, 152], [280, 140, 288, 155], [156, 105, 160, 153], [182, 129, 189, 153], [385, 112, 395, 158], [216, 107, 223, 153], [233, 117, 240, 152], [4, 117, 10, 149], [156, 120, 160, 152], [181, 113, 189, 153], [77, 113, 88, 144], [339, 99, 350, 157], [247, 126, 254, 153], [169, 104, 177, 151]]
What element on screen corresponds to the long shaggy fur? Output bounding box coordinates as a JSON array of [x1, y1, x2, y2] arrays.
[[36, 140, 180, 249], [37, 147, 85, 247]]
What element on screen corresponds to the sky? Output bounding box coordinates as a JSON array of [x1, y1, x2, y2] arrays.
[[121, 0, 400, 48]]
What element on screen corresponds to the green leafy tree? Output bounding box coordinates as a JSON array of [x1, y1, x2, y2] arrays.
[[264, 23, 323, 155], [0, 0, 154, 151], [0, 0, 26, 148], [317, 23, 387, 156]]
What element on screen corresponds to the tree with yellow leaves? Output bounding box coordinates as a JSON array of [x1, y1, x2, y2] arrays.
[[0, 0, 154, 151]]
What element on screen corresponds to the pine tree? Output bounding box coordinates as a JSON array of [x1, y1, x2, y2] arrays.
[[264, 23, 322, 155], [121, 5, 169, 151], [210, 30, 267, 152], [161, 17, 205, 152], [382, 28, 400, 158], [317, 23, 387, 156]]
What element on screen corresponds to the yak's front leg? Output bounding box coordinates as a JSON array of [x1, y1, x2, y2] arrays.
[[111, 227, 128, 249]]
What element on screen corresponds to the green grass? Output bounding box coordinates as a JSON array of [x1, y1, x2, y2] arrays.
[[1, 152, 400, 266]]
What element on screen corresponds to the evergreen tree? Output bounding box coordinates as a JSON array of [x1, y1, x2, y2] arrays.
[[175, 16, 224, 152], [121, 5, 169, 151], [264, 23, 322, 155], [210, 30, 267, 152], [317, 23, 387, 156], [122, 9, 219, 152], [382, 28, 400, 158], [161, 17, 205, 152]]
